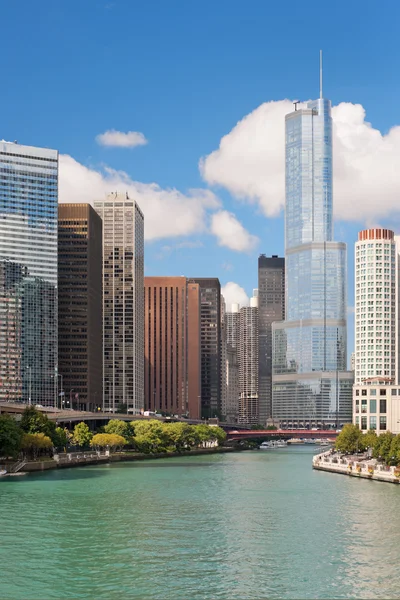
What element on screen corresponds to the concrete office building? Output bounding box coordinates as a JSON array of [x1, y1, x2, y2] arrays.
[[144, 276, 201, 419], [0, 141, 58, 406], [238, 291, 259, 425], [94, 192, 144, 413], [190, 278, 222, 418], [258, 255, 285, 424], [58, 204, 102, 411]]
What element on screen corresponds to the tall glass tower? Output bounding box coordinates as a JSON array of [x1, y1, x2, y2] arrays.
[[272, 93, 353, 427], [0, 141, 58, 406]]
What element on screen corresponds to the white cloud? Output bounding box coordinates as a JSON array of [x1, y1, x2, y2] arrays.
[[222, 282, 249, 311], [210, 210, 258, 252], [200, 99, 400, 222], [96, 129, 148, 148], [59, 155, 220, 241]]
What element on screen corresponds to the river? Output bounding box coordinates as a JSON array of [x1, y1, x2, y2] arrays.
[[1, 446, 399, 600]]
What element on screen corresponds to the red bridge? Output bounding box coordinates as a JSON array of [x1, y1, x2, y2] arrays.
[[227, 429, 338, 441]]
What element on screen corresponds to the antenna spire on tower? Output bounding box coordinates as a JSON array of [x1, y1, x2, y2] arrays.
[[320, 50, 323, 99]]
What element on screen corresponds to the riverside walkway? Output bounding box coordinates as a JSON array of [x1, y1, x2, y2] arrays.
[[313, 449, 400, 484]]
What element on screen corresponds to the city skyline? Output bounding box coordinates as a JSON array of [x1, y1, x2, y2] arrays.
[[4, 2, 400, 363]]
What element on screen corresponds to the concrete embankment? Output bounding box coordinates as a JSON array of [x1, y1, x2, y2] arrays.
[[13, 446, 235, 474], [313, 450, 400, 484]]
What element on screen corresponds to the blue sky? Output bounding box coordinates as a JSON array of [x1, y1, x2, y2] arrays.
[[3, 0, 400, 358]]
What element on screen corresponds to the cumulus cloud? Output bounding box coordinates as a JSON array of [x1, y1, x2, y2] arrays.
[[96, 129, 148, 148], [59, 155, 220, 241], [200, 99, 400, 222], [210, 210, 258, 252], [222, 282, 249, 311]]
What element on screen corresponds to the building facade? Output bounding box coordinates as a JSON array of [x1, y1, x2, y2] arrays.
[[238, 292, 259, 425], [190, 278, 221, 418], [272, 97, 353, 427], [58, 204, 102, 411], [144, 277, 201, 419], [354, 229, 397, 385], [353, 377, 400, 435], [0, 141, 58, 406], [258, 255, 285, 424], [94, 193, 144, 413]]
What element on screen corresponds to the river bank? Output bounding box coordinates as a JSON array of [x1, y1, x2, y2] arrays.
[[2, 446, 235, 476], [312, 449, 400, 484]]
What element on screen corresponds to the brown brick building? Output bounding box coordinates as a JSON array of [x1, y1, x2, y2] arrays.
[[144, 277, 201, 419], [58, 204, 102, 410]]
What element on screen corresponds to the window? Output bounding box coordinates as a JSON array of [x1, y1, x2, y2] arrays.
[[361, 416, 367, 430], [361, 399, 367, 413], [362, 389, 367, 396], [370, 399, 376, 413], [355, 389, 359, 396], [391, 389, 398, 396], [380, 389, 386, 396], [380, 416, 387, 430], [369, 416, 377, 430], [370, 389, 376, 396], [355, 416, 360, 426], [380, 398, 387, 414]]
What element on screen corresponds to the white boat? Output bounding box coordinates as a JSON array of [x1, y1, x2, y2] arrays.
[[259, 440, 287, 450], [0, 469, 7, 477]]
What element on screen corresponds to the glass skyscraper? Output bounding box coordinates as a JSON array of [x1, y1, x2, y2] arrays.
[[272, 97, 353, 427], [0, 141, 58, 405]]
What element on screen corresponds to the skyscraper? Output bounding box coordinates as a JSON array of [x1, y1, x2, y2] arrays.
[[354, 229, 397, 384], [58, 204, 102, 411], [238, 291, 259, 425], [94, 193, 144, 413], [144, 276, 201, 419], [258, 255, 285, 424], [0, 141, 58, 406], [189, 278, 221, 418], [272, 90, 353, 428], [224, 303, 240, 422]]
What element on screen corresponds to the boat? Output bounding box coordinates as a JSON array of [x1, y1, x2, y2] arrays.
[[0, 469, 7, 477], [259, 440, 288, 450], [303, 439, 317, 445], [319, 440, 331, 447], [287, 438, 304, 445]]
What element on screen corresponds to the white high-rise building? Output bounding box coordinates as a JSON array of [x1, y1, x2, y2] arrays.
[[224, 303, 240, 422], [94, 192, 144, 413], [354, 229, 397, 385], [239, 291, 259, 425]]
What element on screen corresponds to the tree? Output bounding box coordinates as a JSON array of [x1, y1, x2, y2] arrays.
[[131, 420, 170, 453], [52, 427, 68, 450], [0, 414, 22, 458], [91, 433, 127, 452], [21, 432, 53, 460], [193, 424, 212, 446], [72, 422, 92, 447], [20, 406, 56, 441], [208, 426, 227, 446], [372, 431, 394, 464], [389, 434, 400, 466], [104, 419, 132, 440], [363, 429, 378, 451], [163, 422, 195, 452], [335, 424, 365, 454]]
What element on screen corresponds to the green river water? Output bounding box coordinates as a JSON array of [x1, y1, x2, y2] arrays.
[[1, 446, 399, 600]]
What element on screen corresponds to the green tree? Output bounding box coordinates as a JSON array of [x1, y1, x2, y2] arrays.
[[0, 414, 22, 458], [335, 424, 365, 454], [164, 422, 195, 452], [20, 406, 56, 441], [208, 425, 227, 446], [131, 420, 170, 453], [193, 424, 212, 446], [104, 419, 132, 440], [389, 434, 400, 466], [363, 429, 378, 451], [91, 433, 127, 452], [21, 432, 53, 460], [52, 427, 68, 449], [72, 422, 93, 447], [372, 431, 394, 464]]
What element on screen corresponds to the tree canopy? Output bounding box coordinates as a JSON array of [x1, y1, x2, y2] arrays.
[[72, 422, 93, 447], [335, 424, 365, 454], [20, 406, 56, 442], [0, 414, 23, 458], [91, 433, 127, 452], [104, 419, 133, 440], [21, 432, 53, 459]]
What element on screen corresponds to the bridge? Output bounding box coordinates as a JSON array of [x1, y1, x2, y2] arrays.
[[227, 429, 339, 441]]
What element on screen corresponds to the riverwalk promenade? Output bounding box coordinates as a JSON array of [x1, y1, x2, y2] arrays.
[[313, 449, 400, 484]]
